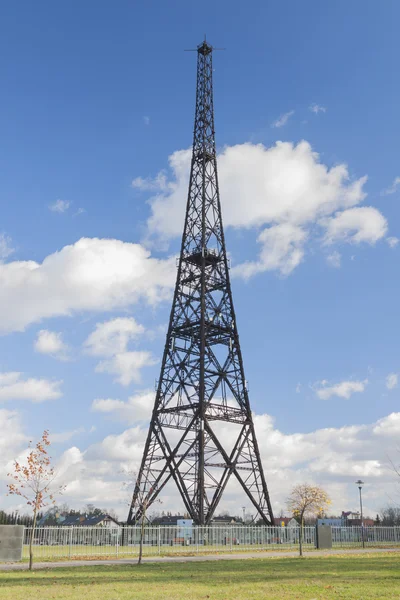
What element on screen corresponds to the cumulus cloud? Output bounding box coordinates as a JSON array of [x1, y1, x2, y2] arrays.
[[57, 409, 400, 516], [231, 223, 307, 278], [386, 373, 398, 390], [85, 317, 156, 385], [4, 406, 400, 515], [373, 412, 400, 436], [95, 351, 157, 386], [0, 372, 62, 402], [323, 207, 387, 245], [34, 329, 69, 360], [49, 199, 70, 213], [0, 238, 175, 334], [92, 390, 154, 423], [272, 110, 295, 128], [84, 318, 145, 357], [315, 379, 368, 400], [137, 141, 386, 276]]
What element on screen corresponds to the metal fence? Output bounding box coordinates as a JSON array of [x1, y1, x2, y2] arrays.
[[22, 525, 314, 559], [21, 525, 400, 560], [332, 526, 400, 547]]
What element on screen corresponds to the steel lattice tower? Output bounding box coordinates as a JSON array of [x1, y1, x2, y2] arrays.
[[127, 40, 274, 525]]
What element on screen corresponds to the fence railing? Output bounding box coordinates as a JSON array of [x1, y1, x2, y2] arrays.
[[331, 526, 400, 547], [20, 525, 400, 560], [22, 525, 314, 559]]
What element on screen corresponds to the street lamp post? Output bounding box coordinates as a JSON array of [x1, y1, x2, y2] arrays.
[[355, 480, 365, 548], [242, 506, 246, 524]]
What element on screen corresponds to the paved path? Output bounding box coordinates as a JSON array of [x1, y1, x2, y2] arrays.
[[1, 547, 399, 571]]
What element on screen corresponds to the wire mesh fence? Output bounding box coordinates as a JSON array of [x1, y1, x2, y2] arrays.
[[21, 525, 400, 560]]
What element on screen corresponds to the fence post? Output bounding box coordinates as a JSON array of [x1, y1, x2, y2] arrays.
[[158, 526, 161, 555], [116, 527, 119, 558], [69, 527, 73, 559]]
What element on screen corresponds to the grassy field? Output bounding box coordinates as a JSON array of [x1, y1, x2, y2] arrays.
[[1, 554, 400, 599]]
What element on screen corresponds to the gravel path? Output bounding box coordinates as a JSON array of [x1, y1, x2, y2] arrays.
[[1, 546, 399, 571]]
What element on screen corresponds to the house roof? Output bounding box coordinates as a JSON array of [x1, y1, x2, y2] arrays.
[[274, 517, 297, 526]]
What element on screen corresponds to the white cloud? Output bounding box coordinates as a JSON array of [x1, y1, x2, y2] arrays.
[[373, 412, 400, 436], [92, 390, 154, 423], [0, 409, 27, 479], [323, 207, 387, 245], [84, 318, 145, 357], [381, 176, 400, 196], [0, 238, 175, 334], [34, 329, 69, 360], [315, 379, 368, 400], [0, 372, 62, 403], [0, 234, 14, 261], [96, 351, 157, 386], [49, 199, 70, 213], [59, 409, 400, 517], [386, 373, 398, 390], [4, 406, 400, 516], [326, 250, 341, 268], [145, 142, 367, 236], [296, 383, 301, 393], [309, 103, 327, 114], [140, 141, 379, 276], [387, 236, 399, 249], [272, 110, 294, 128], [143, 116, 150, 126], [132, 172, 168, 192], [231, 223, 307, 278], [84, 317, 155, 386]]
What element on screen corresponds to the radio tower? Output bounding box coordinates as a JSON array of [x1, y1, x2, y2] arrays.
[[127, 40, 274, 525]]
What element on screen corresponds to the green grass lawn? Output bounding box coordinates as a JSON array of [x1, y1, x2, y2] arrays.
[[1, 554, 399, 599]]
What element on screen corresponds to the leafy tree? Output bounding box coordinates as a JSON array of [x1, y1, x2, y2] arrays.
[[7, 430, 65, 570], [286, 483, 331, 556], [380, 506, 400, 526]]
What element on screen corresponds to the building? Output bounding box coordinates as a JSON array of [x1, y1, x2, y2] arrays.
[[274, 517, 299, 527], [317, 513, 375, 528], [317, 518, 343, 527], [211, 516, 241, 526], [151, 515, 192, 527]]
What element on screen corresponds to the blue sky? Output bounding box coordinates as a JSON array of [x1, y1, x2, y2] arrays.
[[1, 0, 400, 519]]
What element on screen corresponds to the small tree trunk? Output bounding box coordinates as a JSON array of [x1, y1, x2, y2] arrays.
[[29, 505, 38, 571], [138, 512, 145, 565], [299, 514, 304, 557]]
